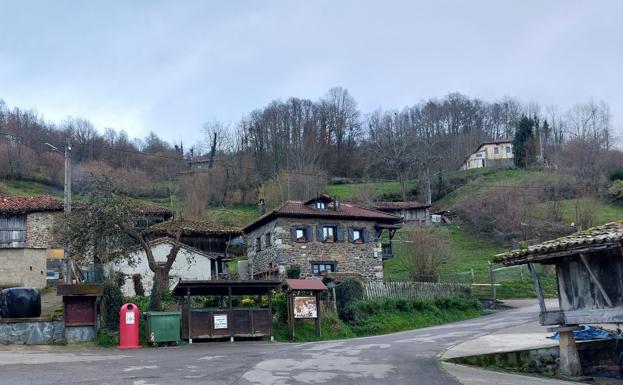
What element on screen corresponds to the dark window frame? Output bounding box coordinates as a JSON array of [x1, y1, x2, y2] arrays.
[[311, 261, 337, 276], [255, 236, 261, 252], [322, 225, 337, 243], [265, 232, 272, 247]]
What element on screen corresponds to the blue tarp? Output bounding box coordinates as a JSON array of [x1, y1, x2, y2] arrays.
[[548, 325, 619, 341]]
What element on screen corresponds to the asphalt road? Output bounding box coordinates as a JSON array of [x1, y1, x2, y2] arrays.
[[0, 303, 546, 385]]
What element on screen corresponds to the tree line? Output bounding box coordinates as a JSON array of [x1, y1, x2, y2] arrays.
[[1, 89, 620, 206]]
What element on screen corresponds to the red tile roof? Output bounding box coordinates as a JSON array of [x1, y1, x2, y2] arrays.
[[130, 203, 173, 216], [147, 219, 242, 236], [371, 201, 431, 210], [243, 200, 401, 233], [285, 279, 327, 291], [0, 195, 63, 214]]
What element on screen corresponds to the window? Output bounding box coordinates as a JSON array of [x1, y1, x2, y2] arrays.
[[315, 201, 327, 209], [311, 262, 336, 275], [292, 227, 308, 242], [494, 147, 499, 154], [322, 225, 336, 242], [265, 232, 272, 247], [256, 237, 261, 252], [475, 152, 483, 158], [0, 215, 26, 248], [350, 228, 365, 243], [506, 146, 511, 154]]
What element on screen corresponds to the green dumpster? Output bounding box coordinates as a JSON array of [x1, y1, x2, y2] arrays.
[[144, 311, 181, 346]]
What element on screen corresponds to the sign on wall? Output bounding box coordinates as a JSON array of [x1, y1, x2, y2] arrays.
[[214, 314, 228, 329], [294, 296, 317, 319]]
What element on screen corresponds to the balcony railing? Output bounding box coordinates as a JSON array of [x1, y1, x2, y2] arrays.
[[382, 243, 394, 260]]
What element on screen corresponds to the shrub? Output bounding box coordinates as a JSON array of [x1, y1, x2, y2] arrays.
[[286, 264, 301, 279], [100, 280, 124, 330], [132, 274, 145, 296], [609, 167, 623, 182], [335, 278, 364, 321], [272, 292, 288, 322]]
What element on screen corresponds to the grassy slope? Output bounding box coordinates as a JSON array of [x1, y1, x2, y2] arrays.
[[0, 179, 62, 197]]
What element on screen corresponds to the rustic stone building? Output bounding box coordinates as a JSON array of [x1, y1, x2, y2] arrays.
[[242, 194, 401, 281], [0, 196, 64, 288]]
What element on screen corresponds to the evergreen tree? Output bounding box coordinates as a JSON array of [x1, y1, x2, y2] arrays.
[[512, 116, 537, 168]]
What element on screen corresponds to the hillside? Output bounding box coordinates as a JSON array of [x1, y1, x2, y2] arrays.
[[3, 168, 622, 298]]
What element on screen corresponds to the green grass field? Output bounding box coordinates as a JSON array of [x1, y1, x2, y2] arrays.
[[0, 179, 62, 197]]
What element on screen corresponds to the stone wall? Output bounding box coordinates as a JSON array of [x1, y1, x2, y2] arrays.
[[247, 218, 384, 280], [25, 211, 63, 249], [0, 248, 47, 288], [0, 318, 65, 344]]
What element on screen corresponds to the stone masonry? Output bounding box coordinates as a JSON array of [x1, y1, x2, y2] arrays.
[[25, 211, 63, 249], [0, 211, 62, 288], [246, 217, 384, 280]]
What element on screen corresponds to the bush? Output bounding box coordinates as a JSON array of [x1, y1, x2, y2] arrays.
[[100, 280, 124, 330], [272, 292, 288, 322], [132, 274, 145, 296], [609, 167, 623, 182], [335, 278, 364, 321], [286, 264, 301, 279]]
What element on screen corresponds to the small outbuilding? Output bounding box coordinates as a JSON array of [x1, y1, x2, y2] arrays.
[[171, 279, 281, 343], [494, 220, 623, 377], [369, 201, 431, 225]]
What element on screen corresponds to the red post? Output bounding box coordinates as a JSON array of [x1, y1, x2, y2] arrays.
[[118, 303, 140, 349]]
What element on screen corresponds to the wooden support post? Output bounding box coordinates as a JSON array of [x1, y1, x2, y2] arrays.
[[228, 285, 234, 342], [528, 262, 547, 313], [488, 260, 496, 307], [315, 292, 321, 337], [187, 287, 192, 344], [470, 268, 475, 284], [558, 327, 582, 377], [580, 253, 614, 307], [287, 292, 295, 338], [268, 290, 273, 341]]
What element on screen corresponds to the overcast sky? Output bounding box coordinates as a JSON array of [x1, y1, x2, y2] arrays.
[[1, 0, 622, 145]]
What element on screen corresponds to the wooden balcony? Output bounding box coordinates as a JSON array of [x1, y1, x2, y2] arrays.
[[382, 243, 394, 260]]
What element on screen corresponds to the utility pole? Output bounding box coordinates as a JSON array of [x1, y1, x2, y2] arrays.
[[64, 139, 72, 284], [46, 140, 72, 284]]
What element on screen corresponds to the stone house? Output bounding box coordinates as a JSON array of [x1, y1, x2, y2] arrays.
[[0, 196, 64, 288], [242, 194, 402, 281], [461, 139, 514, 170], [370, 201, 431, 226]]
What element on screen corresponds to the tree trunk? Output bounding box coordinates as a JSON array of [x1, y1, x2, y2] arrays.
[[150, 267, 171, 311]]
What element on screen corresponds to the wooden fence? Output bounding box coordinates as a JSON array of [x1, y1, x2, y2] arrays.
[[363, 281, 471, 300]]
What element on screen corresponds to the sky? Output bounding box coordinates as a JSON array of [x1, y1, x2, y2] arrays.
[[1, 0, 622, 145]]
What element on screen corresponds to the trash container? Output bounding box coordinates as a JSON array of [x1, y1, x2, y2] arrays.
[[144, 311, 181, 346]]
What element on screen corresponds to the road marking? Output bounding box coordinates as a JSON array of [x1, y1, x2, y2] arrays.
[[123, 365, 158, 372]]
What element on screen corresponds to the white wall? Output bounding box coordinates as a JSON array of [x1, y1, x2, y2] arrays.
[[108, 241, 212, 297]]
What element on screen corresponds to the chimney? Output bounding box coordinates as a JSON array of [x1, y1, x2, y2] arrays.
[[258, 199, 266, 216], [334, 199, 340, 211]]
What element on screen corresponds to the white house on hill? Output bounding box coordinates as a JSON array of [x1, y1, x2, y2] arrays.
[[461, 140, 514, 170]]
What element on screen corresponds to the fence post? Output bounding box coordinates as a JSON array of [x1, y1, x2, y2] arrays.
[[520, 265, 524, 280], [470, 268, 475, 284], [488, 260, 496, 308]]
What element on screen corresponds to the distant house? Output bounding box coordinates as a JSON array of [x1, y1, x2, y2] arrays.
[[0, 196, 64, 288], [242, 194, 402, 281], [461, 139, 513, 170], [107, 219, 242, 295], [370, 201, 431, 226], [187, 155, 211, 170]]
